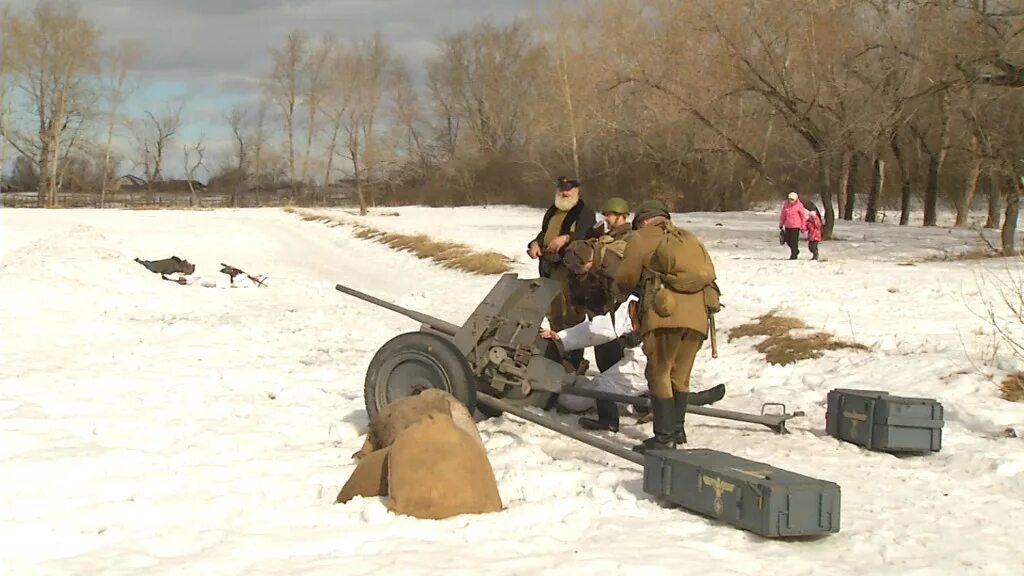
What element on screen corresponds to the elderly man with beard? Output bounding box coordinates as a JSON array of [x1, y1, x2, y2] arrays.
[[527, 176, 597, 368]]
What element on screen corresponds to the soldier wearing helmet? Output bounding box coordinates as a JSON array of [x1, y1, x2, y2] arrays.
[[588, 196, 632, 240], [614, 199, 718, 453]]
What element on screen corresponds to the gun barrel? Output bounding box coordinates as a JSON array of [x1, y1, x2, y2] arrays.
[[335, 283, 460, 337]]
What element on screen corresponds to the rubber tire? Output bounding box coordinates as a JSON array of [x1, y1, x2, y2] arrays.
[[363, 331, 476, 421]]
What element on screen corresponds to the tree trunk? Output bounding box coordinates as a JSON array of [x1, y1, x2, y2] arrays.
[[923, 94, 952, 227], [899, 179, 913, 226], [0, 75, 5, 199], [287, 113, 297, 196], [1001, 177, 1020, 256], [47, 88, 67, 207], [352, 138, 367, 216], [100, 84, 124, 209], [956, 154, 983, 227], [35, 133, 52, 206], [818, 154, 836, 239], [836, 150, 852, 221], [557, 35, 580, 178], [985, 174, 1000, 228], [865, 157, 884, 223], [890, 130, 913, 226], [923, 156, 941, 227], [843, 152, 859, 220]]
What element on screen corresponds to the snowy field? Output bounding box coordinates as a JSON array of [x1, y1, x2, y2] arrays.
[[1, 205, 1023, 575]]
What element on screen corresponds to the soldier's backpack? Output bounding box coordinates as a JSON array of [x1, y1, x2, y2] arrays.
[[595, 233, 629, 263], [648, 224, 721, 315]]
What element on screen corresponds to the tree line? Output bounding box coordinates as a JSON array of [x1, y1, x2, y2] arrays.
[[2, 1, 1024, 251]]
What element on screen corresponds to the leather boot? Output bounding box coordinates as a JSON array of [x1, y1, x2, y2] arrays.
[[632, 396, 677, 453], [579, 400, 620, 432], [687, 383, 726, 406], [673, 389, 689, 444]]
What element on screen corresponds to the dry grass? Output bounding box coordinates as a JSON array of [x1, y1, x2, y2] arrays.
[[1000, 373, 1024, 403], [284, 206, 513, 275], [727, 312, 808, 340], [914, 247, 1002, 263], [728, 311, 868, 366]]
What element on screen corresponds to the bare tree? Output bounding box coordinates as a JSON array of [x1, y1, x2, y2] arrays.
[[99, 39, 140, 206], [321, 44, 352, 192], [0, 6, 10, 196], [183, 136, 206, 208], [0, 1, 100, 206], [267, 30, 307, 195], [137, 102, 183, 184], [544, 1, 584, 177], [301, 35, 332, 186], [333, 34, 393, 215], [428, 22, 544, 155], [225, 104, 248, 173], [251, 99, 270, 204]]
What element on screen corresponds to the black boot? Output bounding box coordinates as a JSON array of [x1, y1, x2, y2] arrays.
[[673, 390, 689, 444], [632, 396, 678, 453], [579, 400, 620, 432], [687, 383, 726, 406]]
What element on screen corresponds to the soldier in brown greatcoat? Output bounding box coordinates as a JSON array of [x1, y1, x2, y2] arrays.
[[614, 199, 718, 453]]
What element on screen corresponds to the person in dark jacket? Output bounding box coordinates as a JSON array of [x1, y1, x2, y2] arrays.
[[527, 176, 596, 367]]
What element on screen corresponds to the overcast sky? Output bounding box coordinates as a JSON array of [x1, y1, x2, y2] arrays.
[[3, 0, 543, 177]]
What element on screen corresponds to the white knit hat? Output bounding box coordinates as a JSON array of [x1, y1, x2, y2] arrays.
[[787, 192, 798, 200]]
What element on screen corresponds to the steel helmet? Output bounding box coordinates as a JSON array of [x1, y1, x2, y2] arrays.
[[601, 197, 630, 215]]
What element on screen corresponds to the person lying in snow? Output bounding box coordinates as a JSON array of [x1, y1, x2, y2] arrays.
[[166, 264, 267, 289], [134, 256, 196, 279], [541, 293, 725, 433]]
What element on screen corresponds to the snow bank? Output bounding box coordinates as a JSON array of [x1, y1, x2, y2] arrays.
[[0, 206, 1022, 575]]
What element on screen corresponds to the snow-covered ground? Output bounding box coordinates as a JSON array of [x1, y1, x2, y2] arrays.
[[1, 205, 1022, 575]]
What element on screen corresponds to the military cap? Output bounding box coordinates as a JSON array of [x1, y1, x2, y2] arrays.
[[557, 176, 580, 191]]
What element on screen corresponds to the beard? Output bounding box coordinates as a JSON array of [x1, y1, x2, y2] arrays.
[[554, 192, 579, 212]]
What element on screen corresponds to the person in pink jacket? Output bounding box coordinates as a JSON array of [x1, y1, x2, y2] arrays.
[[779, 192, 807, 260], [802, 200, 823, 260]]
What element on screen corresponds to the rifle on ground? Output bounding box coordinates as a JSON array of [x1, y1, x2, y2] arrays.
[[220, 263, 267, 287]]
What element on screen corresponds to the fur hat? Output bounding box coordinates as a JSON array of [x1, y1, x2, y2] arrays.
[[562, 241, 594, 274]]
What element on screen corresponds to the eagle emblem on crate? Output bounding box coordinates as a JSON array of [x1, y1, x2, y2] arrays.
[[826, 389, 944, 453], [701, 474, 736, 515]]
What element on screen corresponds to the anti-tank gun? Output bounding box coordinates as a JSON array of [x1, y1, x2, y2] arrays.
[[335, 274, 840, 540], [335, 273, 802, 433], [336, 274, 573, 418]]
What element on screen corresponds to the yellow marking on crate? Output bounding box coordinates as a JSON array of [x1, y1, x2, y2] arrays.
[[843, 410, 867, 434], [701, 475, 736, 516], [731, 468, 772, 480]]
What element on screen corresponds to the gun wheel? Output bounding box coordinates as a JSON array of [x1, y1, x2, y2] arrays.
[[363, 331, 476, 420]]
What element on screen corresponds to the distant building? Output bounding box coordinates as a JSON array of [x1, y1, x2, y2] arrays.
[[113, 174, 147, 191], [150, 179, 208, 192]]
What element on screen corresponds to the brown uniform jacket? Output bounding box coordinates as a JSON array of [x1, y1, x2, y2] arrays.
[[568, 224, 633, 317], [614, 221, 716, 336]]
